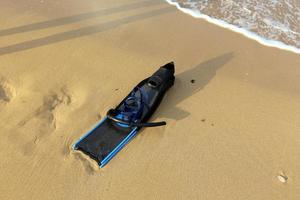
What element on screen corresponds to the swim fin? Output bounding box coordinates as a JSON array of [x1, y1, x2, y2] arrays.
[[73, 62, 175, 168]]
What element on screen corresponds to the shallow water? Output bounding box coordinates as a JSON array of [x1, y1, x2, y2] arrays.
[[166, 0, 300, 53]]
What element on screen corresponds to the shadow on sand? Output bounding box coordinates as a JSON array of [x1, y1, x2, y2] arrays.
[[160, 52, 234, 120], [0, 0, 164, 37], [0, 3, 174, 56]]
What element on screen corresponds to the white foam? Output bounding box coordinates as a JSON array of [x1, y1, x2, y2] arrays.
[[165, 0, 300, 54]]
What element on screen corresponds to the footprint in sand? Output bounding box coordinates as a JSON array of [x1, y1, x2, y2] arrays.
[[19, 87, 72, 154], [0, 77, 16, 104]]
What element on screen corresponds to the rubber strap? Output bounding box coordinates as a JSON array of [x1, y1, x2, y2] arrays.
[[106, 109, 166, 128]]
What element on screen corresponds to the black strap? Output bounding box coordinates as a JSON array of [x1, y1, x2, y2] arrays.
[[106, 109, 166, 128]]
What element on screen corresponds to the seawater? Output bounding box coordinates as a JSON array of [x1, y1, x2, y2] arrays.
[[166, 0, 300, 54]]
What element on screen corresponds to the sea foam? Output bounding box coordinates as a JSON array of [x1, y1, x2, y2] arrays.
[[166, 0, 300, 54]]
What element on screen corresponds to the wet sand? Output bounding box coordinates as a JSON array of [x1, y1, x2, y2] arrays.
[[0, 0, 300, 199]]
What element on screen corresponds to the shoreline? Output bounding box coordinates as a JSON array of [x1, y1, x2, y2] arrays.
[[165, 0, 300, 54]]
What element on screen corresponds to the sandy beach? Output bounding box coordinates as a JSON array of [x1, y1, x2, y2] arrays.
[[0, 0, 300, 199]]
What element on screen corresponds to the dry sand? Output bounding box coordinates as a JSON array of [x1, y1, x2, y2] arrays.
[[0, 0, 300, 199]]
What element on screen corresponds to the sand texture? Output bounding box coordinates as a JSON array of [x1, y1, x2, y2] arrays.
[[0, 0, 300, 199]]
